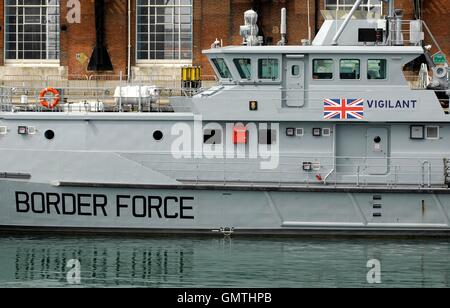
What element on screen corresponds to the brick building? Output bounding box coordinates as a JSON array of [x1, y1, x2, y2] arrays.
[[0, 0, 448, 80]]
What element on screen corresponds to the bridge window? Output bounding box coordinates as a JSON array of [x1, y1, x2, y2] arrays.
[[233, 58, 252, 79], [313, 59, 333, 80], [340, 59, 360, 80], [258, 59, 279, 80], [368, 59, 387, 80], [212, 58, 232, 79]]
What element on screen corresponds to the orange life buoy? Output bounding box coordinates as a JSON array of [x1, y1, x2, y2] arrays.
[[39, 87, 60, 109]]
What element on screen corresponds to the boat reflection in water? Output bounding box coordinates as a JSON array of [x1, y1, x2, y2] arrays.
[[0, 236, 450, 287]]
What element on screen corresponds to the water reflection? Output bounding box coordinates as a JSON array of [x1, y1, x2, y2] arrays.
[[0, 236, 449, 287], [8, 237, 194, 287]]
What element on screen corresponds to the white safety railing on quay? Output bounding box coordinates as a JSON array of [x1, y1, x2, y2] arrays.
[[0, 84, 195, 113], [1, 73, 218, 93], [0, 72, 220, 113]]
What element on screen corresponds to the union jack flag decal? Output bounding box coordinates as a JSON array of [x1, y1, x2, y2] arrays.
[[323, 98, 364, 120]]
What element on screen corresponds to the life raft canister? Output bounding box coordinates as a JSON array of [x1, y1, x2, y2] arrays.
[[39, 87, 60, 109]]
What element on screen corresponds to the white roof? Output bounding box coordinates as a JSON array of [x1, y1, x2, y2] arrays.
[[203, 45, 424, 55]]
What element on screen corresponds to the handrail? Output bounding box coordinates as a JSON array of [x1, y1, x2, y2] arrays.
[[0, 75, 447, 114], [421, 160, 432, 187], [421, 21, 447, 58], [123, 153, 450, 188]]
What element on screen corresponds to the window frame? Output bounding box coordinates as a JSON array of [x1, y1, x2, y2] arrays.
[[324, 0, 384, 13], [312, 59, 335, 81], [233, 58, 253, 80], [4, 0, 61, 64], [339, 59, 361, 80], [136, 0, 193, 64], [367, 59, 388, 81], [257, 58, 281, 81], [211, 58, 233, 80]]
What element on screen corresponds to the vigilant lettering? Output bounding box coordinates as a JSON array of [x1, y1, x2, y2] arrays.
[[367, 99, 417, 109], [15, 192, 195, 220]]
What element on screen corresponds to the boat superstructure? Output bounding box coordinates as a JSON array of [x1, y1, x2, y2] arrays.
[[0, 0, 449, 235]]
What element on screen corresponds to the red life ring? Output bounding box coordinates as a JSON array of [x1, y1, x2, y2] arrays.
[[39, 87, 60, 109]]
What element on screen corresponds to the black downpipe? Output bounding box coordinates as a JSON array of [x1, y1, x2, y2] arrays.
[[315, 0, 320, 35], [251, 0, 266, 44], [88, 0, 113, 71]]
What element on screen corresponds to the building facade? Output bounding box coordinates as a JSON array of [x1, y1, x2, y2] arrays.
[[0, 0, 448, 80]]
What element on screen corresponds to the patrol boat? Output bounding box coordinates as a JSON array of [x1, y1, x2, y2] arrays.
[[1, 1, 449, 235]]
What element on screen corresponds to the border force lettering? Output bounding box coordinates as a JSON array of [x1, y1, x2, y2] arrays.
[[15, 192, 195, 220]]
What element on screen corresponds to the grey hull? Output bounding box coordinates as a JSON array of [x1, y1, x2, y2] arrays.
[[2, 180, 450, 236]]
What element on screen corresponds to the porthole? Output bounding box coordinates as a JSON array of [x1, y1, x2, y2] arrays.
[[153, 130, 163, 141], [45, 130, 55, 140], [292, 65, 300, 76]]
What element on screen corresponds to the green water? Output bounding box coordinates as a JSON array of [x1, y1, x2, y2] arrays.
[[0, 235, 449, 288]]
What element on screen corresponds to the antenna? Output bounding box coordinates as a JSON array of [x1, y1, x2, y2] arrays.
[[278, 8, 287, 46], [389, 0, 395, 17], [307, 0, 312, 42]]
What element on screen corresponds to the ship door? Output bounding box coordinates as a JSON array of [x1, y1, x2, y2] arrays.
[[284, 56, 305, 107], [366, 128, 389, 175]]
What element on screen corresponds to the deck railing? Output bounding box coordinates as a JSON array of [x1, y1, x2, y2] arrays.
[[388, 20, 447, 59], [1, 86, 448, 114], [126, 153, 449, 189]]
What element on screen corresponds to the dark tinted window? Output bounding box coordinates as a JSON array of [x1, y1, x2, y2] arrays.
[[258, 59, 279, 80], [212, 58, 232, 79], [233, 58, 252, 79], [313, 59, 333, 80], [340, 59, 360, 79]]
